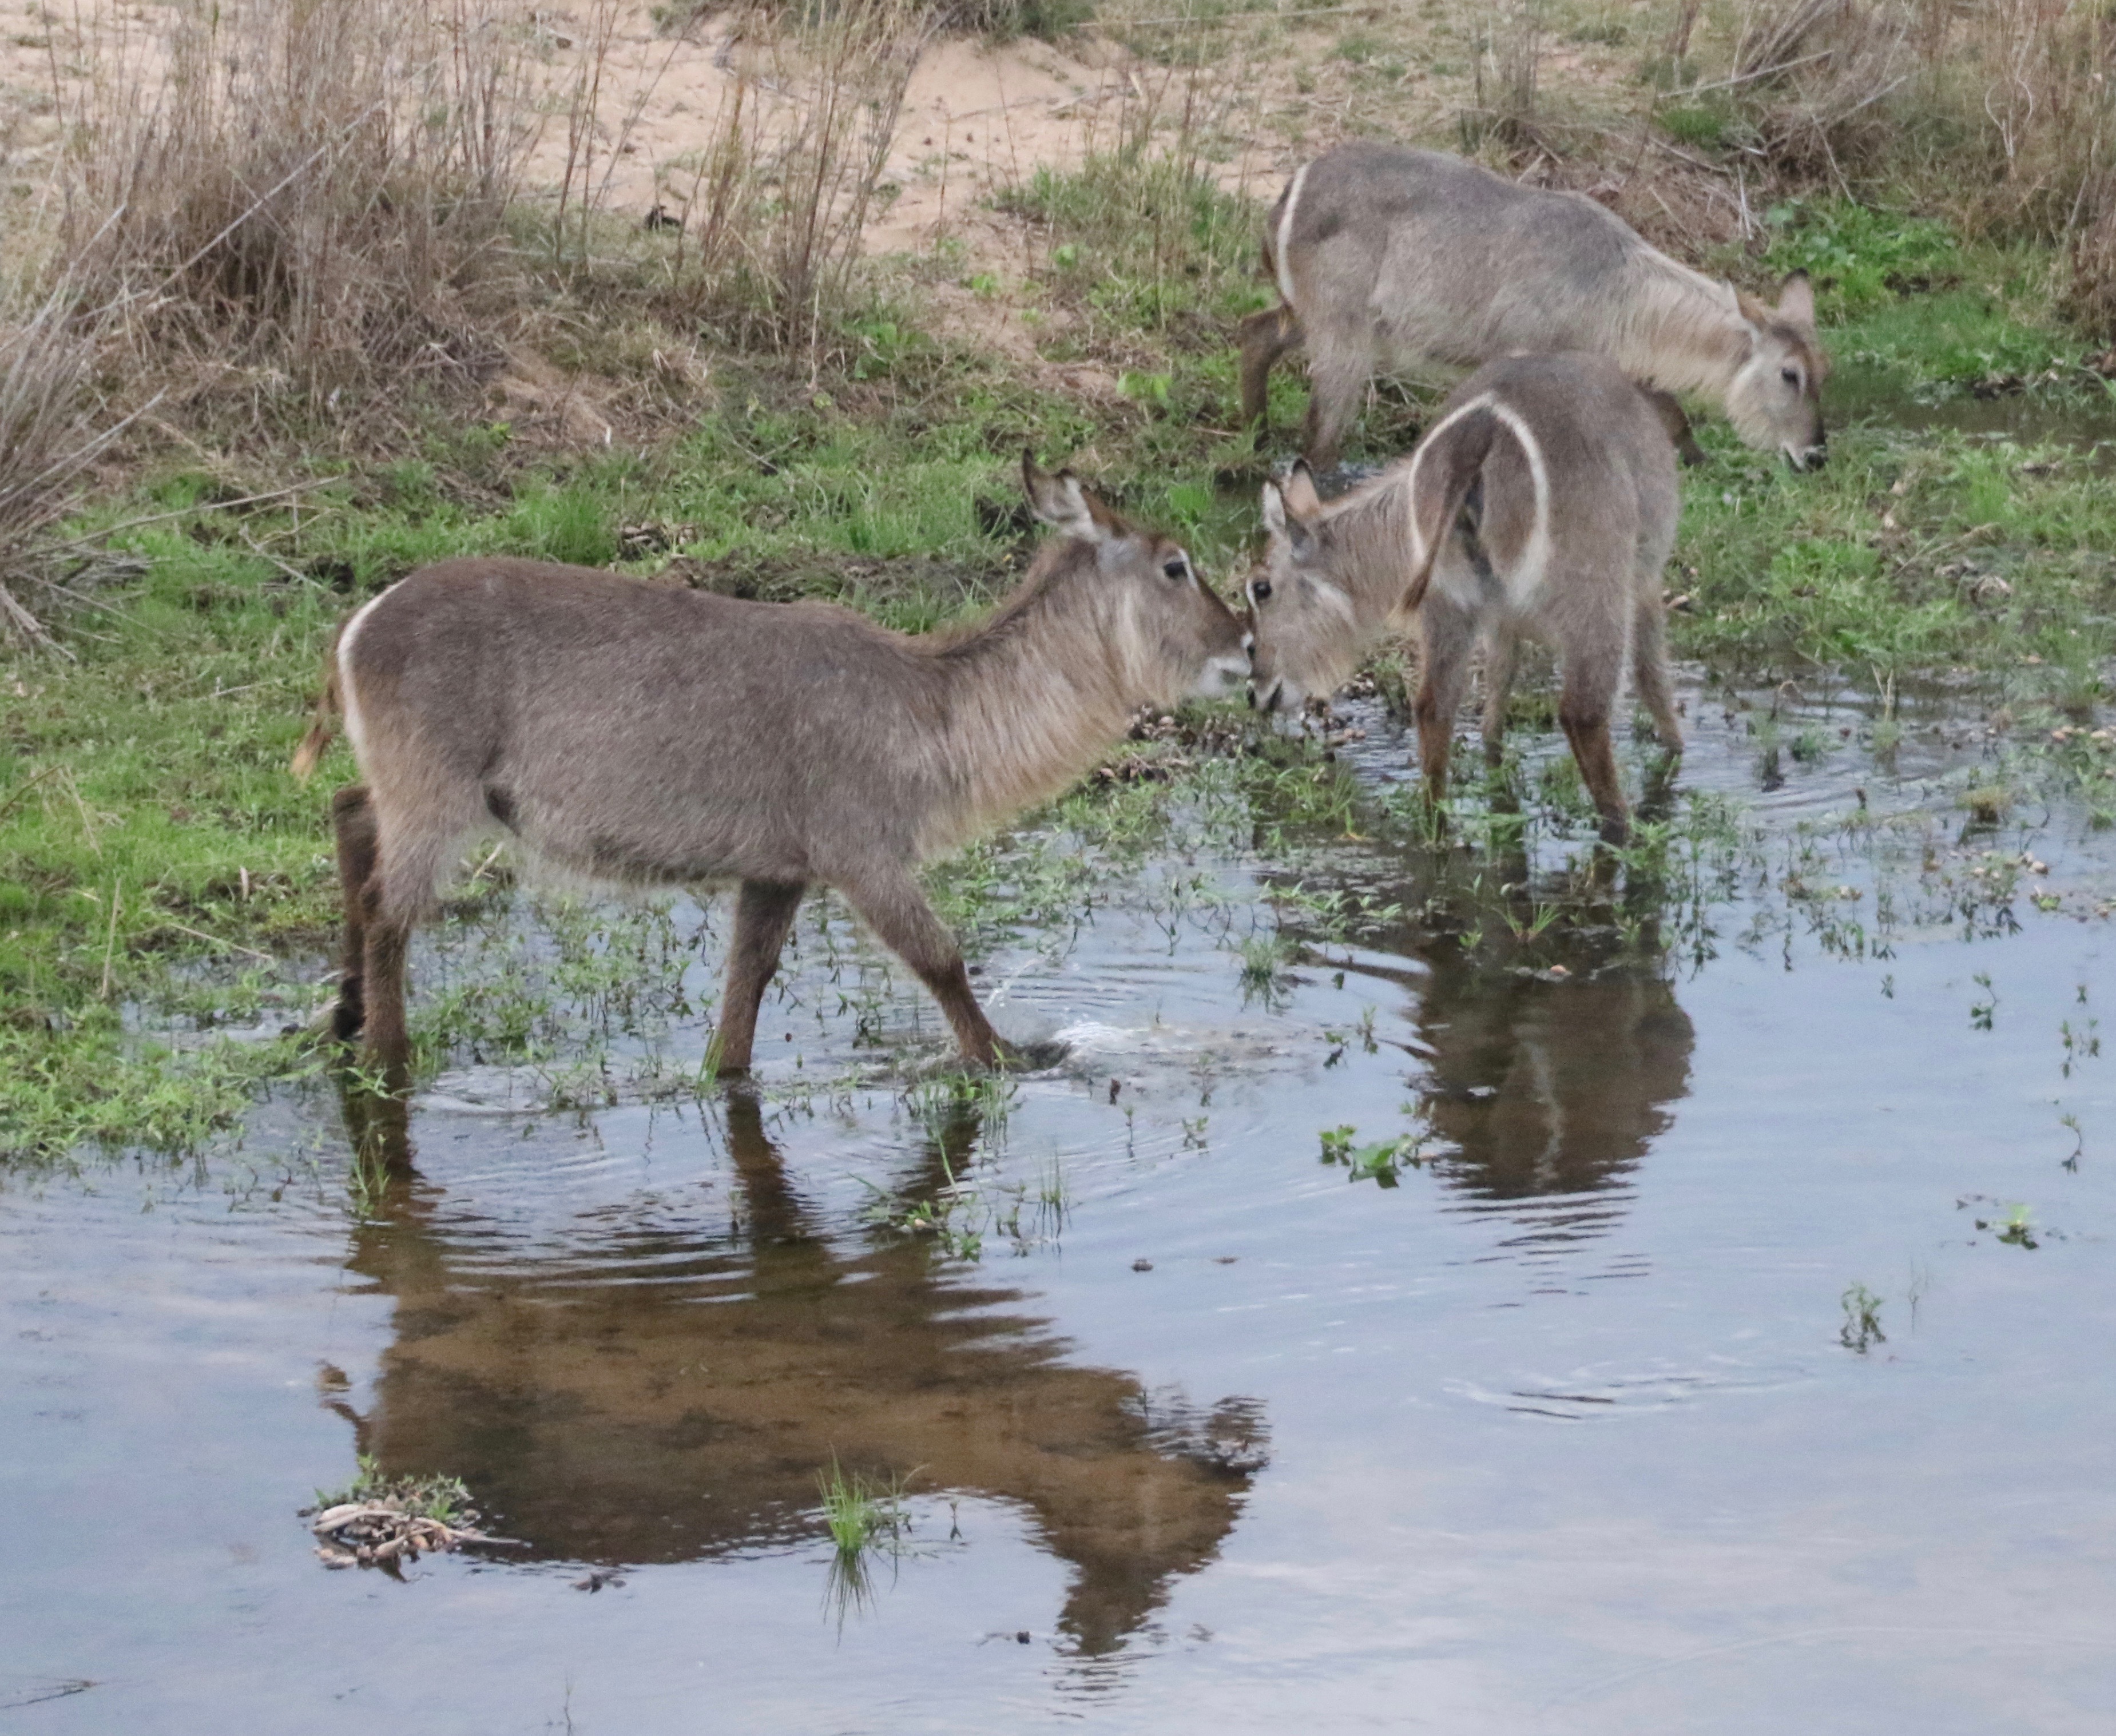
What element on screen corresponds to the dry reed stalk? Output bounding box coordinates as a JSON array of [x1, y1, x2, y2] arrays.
[[1462, 0, 1547, 154], [653, 0, 935, 353]]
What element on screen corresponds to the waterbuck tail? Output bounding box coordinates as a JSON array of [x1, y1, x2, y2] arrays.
[[1401, 402, 1501, 614], [290, 641, 342, 780]]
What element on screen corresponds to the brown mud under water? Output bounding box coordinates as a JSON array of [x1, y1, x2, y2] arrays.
[[4, 668, 2114, 1732]]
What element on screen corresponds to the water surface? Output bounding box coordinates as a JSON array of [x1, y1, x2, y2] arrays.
[[5, 672, 2113, 1733]]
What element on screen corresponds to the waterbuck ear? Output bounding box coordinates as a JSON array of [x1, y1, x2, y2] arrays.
[[1734, 288, 1773, 332], [1261, 482, 1315, 561], [1022, 451, 1103, 542], [1260, 480, 1288, 540], [1776, 269, 1816, 332], [1281, 460, 1322, 519]]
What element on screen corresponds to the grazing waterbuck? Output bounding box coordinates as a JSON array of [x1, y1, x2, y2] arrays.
[[292, 458, 1250, 1087], [1245, 352, 1682, 843], [1239, 142, 1828, 472]]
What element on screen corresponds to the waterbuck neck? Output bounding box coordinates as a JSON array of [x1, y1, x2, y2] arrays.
[[1315, 467, 1427, 626], [918, 558, 1148, 853], [1609, 251, 1755, 400]]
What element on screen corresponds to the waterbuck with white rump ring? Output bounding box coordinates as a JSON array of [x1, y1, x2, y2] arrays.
[[292, 456, 1252, 1089], [1244, 352, 1683, 844], [1239, 141, 1828, 473]]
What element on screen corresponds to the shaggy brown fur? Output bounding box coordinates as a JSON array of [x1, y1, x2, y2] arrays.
[[294, 458, 1249, 1087], [1242, 142, 1827, 472], [1246, 354, 1682, 843]]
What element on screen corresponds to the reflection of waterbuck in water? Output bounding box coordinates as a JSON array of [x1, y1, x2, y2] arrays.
[[1288, 881, 1694, 1210], [293, 458, 1249, 1087], [342, 1090, 1266, 1654], [1245, 352, 1681, 842], [1239, 142, 1828, 472]]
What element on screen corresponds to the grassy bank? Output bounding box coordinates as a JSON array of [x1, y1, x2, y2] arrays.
[[7, 0, 2116, 1165]]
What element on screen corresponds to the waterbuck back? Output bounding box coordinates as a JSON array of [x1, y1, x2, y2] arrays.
[[301, 457, 1249, 1095], [1245, 352, 1682, 842], [1240, 142, 1827, 472]]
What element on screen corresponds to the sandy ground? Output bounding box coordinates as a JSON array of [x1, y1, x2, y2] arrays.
[[0, 1, 1554, 251], [0, 0, 1677, 404]]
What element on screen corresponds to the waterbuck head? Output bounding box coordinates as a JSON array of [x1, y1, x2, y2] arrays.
[[1726, 270, 1829, 471], [1019, 453, 1250, 704], [1242, 464, 1367, 717]]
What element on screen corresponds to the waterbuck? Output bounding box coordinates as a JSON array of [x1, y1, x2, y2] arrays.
[[1245, 352, 1682, 843], [1238, 141, 1828, 472], [292, 458, 1250, 1087]]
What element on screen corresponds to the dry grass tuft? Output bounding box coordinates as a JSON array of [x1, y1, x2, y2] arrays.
[[0, 286, 154, 650], [39, 0, 538, 427]]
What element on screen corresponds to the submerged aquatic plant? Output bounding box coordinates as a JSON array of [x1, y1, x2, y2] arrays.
[[1839, 1283, 1885, 1353]]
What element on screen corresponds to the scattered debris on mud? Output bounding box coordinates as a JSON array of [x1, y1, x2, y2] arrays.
[[308, 1500, 499, 1568]]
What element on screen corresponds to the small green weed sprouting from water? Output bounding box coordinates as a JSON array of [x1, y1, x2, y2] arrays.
[[1969, 972, 1998, 1030], [1974, 1202, 2040, 1248], [1502, 899, 1561, 944], [1319, 1125, 1420, 1188], [2059, 1111, 2085, 1171], [346, 1138, 395, 1220], [906, 1070, 1014, 1142], [817, 1457, 910, 1558], [2059, 1015, 2100, 1076], [315, 1454, 473, 1524], [816, 1456, 913, 1623], [865, 1154, 986, 1260], [1840, 1283, 1887, 1353]]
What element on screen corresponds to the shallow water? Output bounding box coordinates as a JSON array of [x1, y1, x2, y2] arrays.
[[5, 674, 2114, 1733], [1830, 366, 2116, 455]]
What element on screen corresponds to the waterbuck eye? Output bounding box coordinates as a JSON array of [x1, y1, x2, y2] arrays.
[[1780, 366, 1801, 387], [1162, 555, 1190, 581], [1250, 579, 1273, 603]]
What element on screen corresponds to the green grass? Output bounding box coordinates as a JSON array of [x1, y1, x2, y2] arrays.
[[817, 1456, 910, 1556], [314, 1453, 474, 1523]]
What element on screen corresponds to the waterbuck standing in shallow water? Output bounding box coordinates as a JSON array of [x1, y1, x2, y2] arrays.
[[293, 458, 1250, 1087], [1239, 142, 1828, 472], [1245, 352, 1682, 842]]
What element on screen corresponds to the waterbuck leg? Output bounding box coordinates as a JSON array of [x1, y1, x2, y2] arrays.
[[835, 868, 1001, 1067], [1480, 626, 1520, 766], [329, 784, 378, 1042], [1558, 654, 1630, 844], [1300, 345, 1367, 472], [1414, 597, 1477, 811], [1631, 589, 1685, 752], [714, 878, 808, 1075], [1637, 385, 1708, 467], [1238, 305, 1301, 442], [359, 902, 415, 1093]]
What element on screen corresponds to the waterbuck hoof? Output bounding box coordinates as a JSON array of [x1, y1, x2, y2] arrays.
[[329, 996, 366, 1045], [996, 1036, 1071, 1072]]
